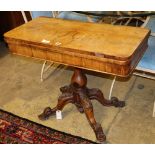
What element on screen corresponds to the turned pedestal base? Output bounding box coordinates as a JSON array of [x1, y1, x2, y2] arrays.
[[38, 68, 125, 143]]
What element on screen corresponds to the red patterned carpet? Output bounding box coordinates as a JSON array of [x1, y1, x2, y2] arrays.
[[0, 109, 96, 144]]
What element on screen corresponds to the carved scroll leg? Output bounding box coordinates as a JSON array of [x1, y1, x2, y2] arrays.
[[79, 93, 106, 143], [38, 93, 74, 120], [88, 88, 125, 107], [74, 102, 84, 113]]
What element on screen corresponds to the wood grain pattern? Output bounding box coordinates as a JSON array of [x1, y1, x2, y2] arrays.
[[4, 17, 150, 77]]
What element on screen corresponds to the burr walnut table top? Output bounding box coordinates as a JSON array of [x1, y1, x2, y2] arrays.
[[4, 17, 150, 77]]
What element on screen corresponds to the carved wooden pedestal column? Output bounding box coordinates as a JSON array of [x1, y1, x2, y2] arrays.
[[38, 68, 125, 143]]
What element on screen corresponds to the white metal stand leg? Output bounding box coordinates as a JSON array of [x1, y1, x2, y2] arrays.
[[153, 100, 155, 117], [41, 61, 47, 82], [109, 76, 116, 100], [21, 11, 28, 23], [40, 61, 54, 82]]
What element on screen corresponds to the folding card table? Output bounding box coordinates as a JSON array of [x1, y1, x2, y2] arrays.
[[4, 17, 150, 142]]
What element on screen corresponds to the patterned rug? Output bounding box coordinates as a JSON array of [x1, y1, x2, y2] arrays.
[[0, 109, 96, 144]]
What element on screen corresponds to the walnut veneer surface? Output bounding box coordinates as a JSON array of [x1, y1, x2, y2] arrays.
[[4, 17, 150, 76]]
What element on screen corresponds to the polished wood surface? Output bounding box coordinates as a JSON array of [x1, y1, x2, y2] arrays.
[[4, 17, 150, 76]]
